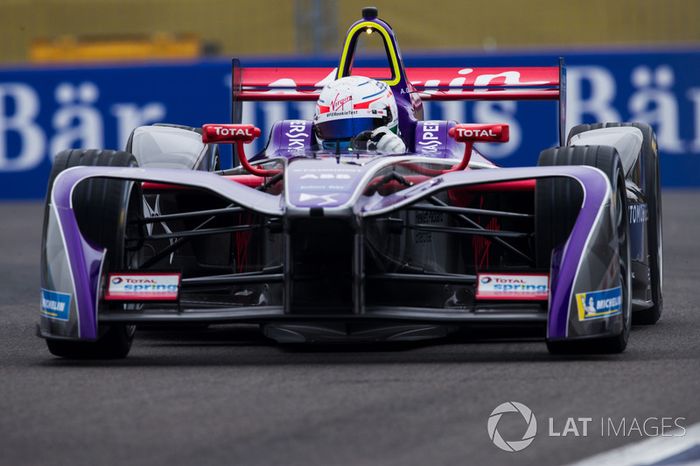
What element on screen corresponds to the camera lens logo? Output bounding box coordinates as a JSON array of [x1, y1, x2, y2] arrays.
[[487, 402, 537, 452]]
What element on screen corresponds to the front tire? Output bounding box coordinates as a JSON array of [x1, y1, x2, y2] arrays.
[[46, 326, 136, 359], [537, 145, 632, 354], [568, 123, 663, 324], [43, 149, 141, 359]]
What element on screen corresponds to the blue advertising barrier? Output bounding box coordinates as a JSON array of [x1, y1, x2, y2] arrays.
[[1, 48, 699, 199]]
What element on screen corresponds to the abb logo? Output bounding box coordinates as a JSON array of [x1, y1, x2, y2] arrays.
[[202, 124, 261, 143], [449, 124, 509, 143]]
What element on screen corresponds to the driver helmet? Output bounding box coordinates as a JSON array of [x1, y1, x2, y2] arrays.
[[314, 76, 399, 150]]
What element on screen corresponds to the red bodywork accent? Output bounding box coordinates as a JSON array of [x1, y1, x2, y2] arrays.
[[448, 124, 510, 143], [239, 89, 559, 102], [142, 175, 267, 192], [202, 124, 260, 144], [201, 124, 278, 177], [473, 216, 499, 270], [465, 180, 535, 191], [237, 67, 560, 101], [230, 140, 279, 177], [445, 123, 510, 173], [142, 176, 534, 194], [365, 175, 430, 196], [416, 89, 559, 101], [141, 182, 188, 191], [234, 212, 253, 273], [223, 175, 265, 188]]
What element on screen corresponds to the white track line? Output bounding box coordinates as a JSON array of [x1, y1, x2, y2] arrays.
[[567, 422, 700, 466]]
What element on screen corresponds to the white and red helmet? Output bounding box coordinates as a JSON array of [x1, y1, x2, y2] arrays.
[[314, 76, 399, 148]]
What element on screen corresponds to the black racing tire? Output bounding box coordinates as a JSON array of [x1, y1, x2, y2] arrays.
[[46, 326, 136, 360], [42, 149, 141, 359], [569, 123, 662, 324], [537, 145, 632, 354]]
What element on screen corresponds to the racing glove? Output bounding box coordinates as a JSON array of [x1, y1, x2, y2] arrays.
[[368, 126, 406, 154]]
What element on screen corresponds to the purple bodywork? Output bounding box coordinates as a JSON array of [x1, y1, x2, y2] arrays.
[[44, 161, 611, 341]]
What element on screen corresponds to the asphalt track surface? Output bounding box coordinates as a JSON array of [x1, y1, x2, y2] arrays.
[[0, 193, 698, 466]]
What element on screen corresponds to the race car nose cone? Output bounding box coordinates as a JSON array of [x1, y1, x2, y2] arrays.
[[362, 6, 378, 20]]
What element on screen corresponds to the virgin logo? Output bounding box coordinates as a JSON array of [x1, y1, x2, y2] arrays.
[[331, 94, 352, 111]]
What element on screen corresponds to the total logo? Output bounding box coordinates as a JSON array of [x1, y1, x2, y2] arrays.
[[212, 126, 254, 137], [455, 128, 499, 138], [492, 277, 526, 284], [202, 124, 260, 144], [116, 277, 158, 284]]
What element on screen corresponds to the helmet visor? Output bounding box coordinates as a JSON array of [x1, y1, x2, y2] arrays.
[[315, 116, 384, 142]]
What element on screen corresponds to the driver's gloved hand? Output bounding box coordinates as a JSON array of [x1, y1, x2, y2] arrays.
[[350, 130, 373, 150], [368, 126, 406, 154]]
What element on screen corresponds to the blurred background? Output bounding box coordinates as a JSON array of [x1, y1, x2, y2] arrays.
[[0, 0, 699, 197], [1, 0, 699, 62]]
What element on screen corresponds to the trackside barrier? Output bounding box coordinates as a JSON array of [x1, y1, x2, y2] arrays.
[[1, 48, 699, 198]]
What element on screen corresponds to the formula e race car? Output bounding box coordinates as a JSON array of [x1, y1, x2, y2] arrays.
[[39, 7, 662, 358]]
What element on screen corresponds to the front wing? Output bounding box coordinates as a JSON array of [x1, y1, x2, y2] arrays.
[[40, 162, 620, 344]]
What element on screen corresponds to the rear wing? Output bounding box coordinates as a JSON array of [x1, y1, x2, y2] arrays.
[[234, 65, 562, 101], [230, 58, 567, 144]]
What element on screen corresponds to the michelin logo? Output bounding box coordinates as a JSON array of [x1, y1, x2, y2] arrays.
[[576, 286, 623, 321], [40, 288, 71, 321]]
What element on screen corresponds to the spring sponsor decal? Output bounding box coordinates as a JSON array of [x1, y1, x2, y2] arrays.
[[105, 273, 180, 301], [476, 273, 549, 300], [40, 288, 71, 321], [576, 286, 623, 320]]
